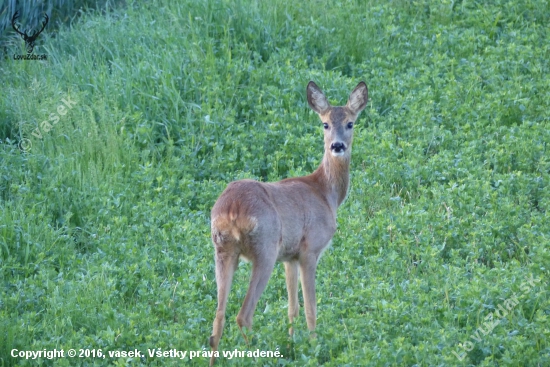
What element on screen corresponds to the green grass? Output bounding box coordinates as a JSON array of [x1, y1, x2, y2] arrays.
[[1, 0, 549, 365], [0, 0, 127, 53]]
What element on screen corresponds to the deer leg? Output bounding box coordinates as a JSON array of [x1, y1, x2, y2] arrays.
[[210, 248, 239, 367], [299, 255, 318, 335], [284, 261, 299, 335], [236, 253, 277, 339]]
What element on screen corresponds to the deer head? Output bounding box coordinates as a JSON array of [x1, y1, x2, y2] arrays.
[[307, 81, 368, 159], [12, 11, 49, 54]]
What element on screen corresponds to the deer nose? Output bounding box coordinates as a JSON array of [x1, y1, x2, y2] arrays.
[[330, 142, 346, 153]]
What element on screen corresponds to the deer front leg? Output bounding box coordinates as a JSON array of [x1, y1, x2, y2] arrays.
[[299, 255, 318, 334], [284, 261, 299, 335]]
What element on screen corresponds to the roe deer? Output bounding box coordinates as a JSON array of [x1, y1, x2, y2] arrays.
[[209, 81, 368, 366]]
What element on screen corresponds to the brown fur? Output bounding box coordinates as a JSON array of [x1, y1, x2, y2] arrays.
[[208, 81, 368, 366]]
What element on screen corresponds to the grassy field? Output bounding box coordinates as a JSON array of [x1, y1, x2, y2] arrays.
[[1, 0, 549, 365]]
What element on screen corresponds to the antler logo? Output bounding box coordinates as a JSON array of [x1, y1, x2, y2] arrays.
[[12, 11, 49, 54]]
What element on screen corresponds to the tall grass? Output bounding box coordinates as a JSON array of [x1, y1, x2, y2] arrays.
[[0, 0, 126, 54], [1, 0, 549, 365]]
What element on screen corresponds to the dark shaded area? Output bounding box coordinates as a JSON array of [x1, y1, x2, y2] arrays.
[[0, 0, 126, 55]]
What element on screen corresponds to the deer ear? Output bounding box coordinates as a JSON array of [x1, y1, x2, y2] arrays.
[[307, 81, 330, 115], [347, 82, 368, 115]]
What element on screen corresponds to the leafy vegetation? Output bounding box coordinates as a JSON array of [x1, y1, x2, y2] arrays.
[[1, 0, 549, 365]]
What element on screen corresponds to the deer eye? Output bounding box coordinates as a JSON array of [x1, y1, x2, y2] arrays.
[[323, 123, 329, 130], [347, 122, 354, 129]]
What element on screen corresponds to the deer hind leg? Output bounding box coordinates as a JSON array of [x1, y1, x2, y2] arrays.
[[235, 248, 277, 339], [210, 247, 239, 366], [284, 261, 299, 335]]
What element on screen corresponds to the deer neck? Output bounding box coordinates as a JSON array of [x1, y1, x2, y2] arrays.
[[313, 150, 351, 210]]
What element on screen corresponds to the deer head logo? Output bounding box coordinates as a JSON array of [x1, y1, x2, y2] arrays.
[[12, 11, 49, 54]]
